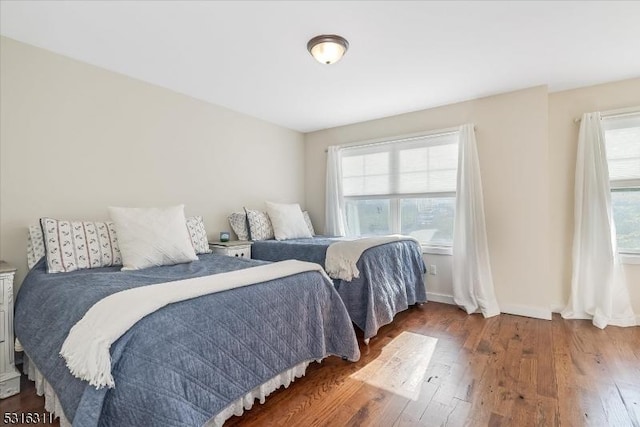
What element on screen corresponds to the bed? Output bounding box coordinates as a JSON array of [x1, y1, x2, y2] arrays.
[[14, 253, 360, 426], [251, 236, 427, 342]]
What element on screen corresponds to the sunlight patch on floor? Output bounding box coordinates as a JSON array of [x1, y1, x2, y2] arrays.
[[350, 332, 437, 400]]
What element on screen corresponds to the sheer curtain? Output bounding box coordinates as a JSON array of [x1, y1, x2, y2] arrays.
[[452, 124, 500, 317], [325, 146, 346, 236], [561, 112, 636, 328]]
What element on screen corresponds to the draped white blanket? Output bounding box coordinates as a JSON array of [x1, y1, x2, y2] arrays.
[[60, 260, 328, 389], [325, 235, 419, 281]]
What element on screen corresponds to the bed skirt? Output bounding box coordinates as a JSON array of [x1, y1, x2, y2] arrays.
[[23, 355, 71, 427], [205, 360, 312, 426], [23, 353, 312, 426]]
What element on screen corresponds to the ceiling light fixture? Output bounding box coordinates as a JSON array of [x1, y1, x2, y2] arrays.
[[307, 34, 349, 65]]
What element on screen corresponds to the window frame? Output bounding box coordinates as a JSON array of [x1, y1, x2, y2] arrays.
[[602, 113, 640, 258], [339, 129, 460, 254]]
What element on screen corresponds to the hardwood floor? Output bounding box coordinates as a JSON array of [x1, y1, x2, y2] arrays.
[[2, 302, 639, 426]]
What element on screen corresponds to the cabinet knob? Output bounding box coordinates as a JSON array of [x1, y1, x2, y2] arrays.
[[241, 253, 245, 257], [235, 254, 239, 257]]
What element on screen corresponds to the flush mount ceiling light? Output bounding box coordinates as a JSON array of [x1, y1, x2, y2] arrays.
[[307, 34, 349, 65]]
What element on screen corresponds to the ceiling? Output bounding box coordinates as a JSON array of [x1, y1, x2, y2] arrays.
[[1, 1, 639, 133]]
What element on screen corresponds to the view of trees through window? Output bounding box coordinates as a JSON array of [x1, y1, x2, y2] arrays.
[[604, 116, 640, 254], [343, 197, 456, 245], [400, 197, 455, 245], [344, 199, 391, 236], [611, 190, 640, 253]]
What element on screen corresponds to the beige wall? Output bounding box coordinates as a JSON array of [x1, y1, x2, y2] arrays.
[[306, 78, 640, 318], [0, 37, 305, 288], [548, 78, 640, 313], [305, 86, 553, 319], [3, 35, 638, 318]]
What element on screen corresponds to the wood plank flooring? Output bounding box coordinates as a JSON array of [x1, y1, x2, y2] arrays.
[[2, 302, 639, 426]]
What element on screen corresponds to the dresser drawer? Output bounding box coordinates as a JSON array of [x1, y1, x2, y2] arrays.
[[210, 245, 251, 259], [0, 263, 19, 398], [225, 246, 251, 259], [0, 312, 5, 343]]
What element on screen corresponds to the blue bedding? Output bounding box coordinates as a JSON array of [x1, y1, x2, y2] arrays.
[[252, 237, 427, 339], [14, 255, 360, 426]]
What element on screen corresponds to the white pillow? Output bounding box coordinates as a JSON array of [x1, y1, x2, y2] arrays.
[[265, 202, 313, 241], [108, 205, 198, 270]]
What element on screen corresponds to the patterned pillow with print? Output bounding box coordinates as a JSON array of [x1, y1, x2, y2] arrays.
[[245, 208, 275, 241], [302, 211, 316, 236], [186, 216, 212, 254], [228, 212, 250, 241], [40, 218, 122, 273]]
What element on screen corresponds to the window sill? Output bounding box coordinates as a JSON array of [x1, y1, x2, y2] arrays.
[[421, 245, 453, 256], [619, 253, 640, 265]]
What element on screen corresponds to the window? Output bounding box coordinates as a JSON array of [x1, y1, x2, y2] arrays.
[[341, 131, 459, 247], [603, 113, 640, 254]]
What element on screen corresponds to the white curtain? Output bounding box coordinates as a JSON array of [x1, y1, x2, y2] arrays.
[[325, 146, 346, 236], [452, 124, 500, 317], [561, 113, 636, 328]]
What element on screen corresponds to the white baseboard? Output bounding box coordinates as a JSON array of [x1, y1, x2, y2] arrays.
[[426, 292, 455, 305], [426, 292, 552, 321], [500, 304, 552, 320], [548, 310, 639, 326]]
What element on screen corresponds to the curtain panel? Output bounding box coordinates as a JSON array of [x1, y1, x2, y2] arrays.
[[452, 124, 500, 317], [562, 112, 636, 328], [325, 146, 346, 236]]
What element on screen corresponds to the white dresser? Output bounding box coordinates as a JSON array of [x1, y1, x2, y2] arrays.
[[209, 241, 253, 259], [0, 261, 20, 399]]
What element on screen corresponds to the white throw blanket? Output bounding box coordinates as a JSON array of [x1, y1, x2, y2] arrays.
[[325, 235, 419, 281], [60, 260, 329, 389]]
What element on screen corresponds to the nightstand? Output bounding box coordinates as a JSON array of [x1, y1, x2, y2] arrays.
[[0, 261, 20, 399], [209, 241, 253, 259]]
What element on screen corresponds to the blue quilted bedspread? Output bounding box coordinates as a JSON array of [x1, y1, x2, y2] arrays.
[[14, 255, 360, 426], [252, 237, 427, 339]]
